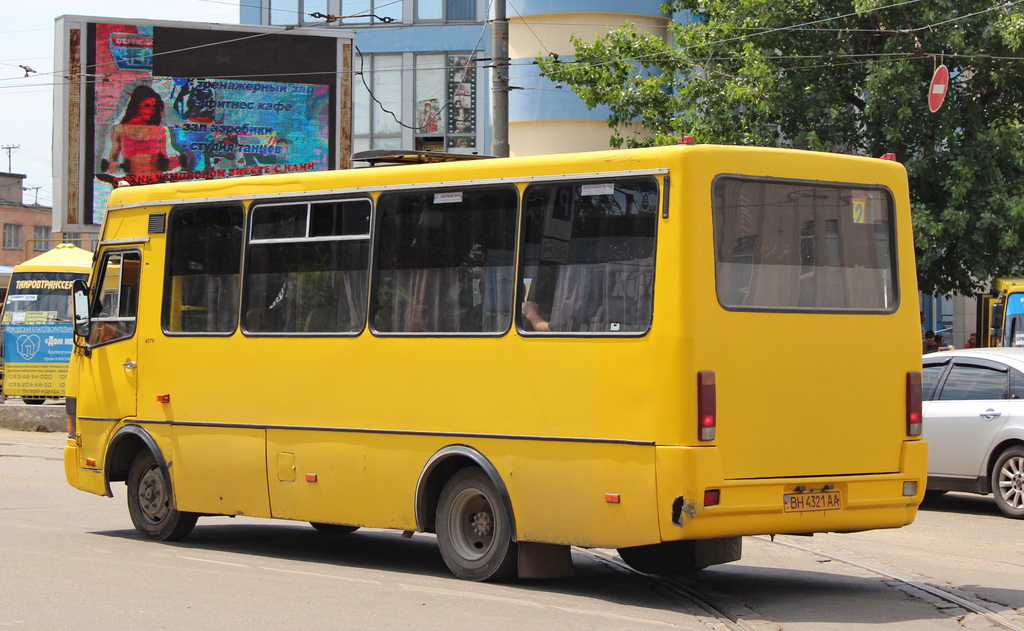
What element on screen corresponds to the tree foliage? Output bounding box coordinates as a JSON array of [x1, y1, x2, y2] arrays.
[[537, 0, 1024, 295]]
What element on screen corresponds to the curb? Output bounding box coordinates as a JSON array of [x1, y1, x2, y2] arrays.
[[0, 404, 64, 433]]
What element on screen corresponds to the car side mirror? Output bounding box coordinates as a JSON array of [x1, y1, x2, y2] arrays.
[[72, 278, 92, 340]]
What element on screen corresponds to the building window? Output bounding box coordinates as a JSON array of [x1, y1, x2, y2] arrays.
[[270, 0, 329, 25], [3, 224, 20, 250], [339, 0, 402, 24], [33, 226, 51, 252], [354, 52, 478, 156], [269, 0, 400, 25], [416, 0, 475, 21], [354, 54, 403, 153], [414, 54, 477, 153]]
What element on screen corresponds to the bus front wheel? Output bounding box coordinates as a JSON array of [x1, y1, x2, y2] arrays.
[[436, 467, 517, 581], [127, 451, 198, 541]]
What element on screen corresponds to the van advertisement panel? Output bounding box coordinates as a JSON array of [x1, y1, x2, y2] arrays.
[[90, 23, 332, 226]]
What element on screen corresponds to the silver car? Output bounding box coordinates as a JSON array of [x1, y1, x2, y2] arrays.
[[922, 347, 1024, 518]]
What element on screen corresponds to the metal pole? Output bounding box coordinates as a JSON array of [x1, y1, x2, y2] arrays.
[[490, 0, 509, 157], [1, 145, 18, 172]]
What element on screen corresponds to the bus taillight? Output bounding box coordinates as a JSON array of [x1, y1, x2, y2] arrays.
[[906, 372, 922, 436], [698, 371, 716, 441]]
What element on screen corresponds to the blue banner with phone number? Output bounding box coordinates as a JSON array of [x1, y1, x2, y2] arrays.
[[3, 324, 74, 364]]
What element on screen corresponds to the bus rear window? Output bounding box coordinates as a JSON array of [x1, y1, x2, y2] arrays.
[[713, 176, 897, 312]]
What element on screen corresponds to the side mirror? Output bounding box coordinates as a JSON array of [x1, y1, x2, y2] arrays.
[[72, 278, 92, 340]]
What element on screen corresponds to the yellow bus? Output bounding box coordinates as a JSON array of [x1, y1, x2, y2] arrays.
[[1, 244, 93, 403], [64, 145, 926, 581], [977, 277, 1024, 347]]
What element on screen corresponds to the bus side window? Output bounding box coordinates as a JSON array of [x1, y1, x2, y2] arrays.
[[163, 204, 244, 334], [88, 250, 141, 346], [244, 199, 370, 335], [372, 186, 518, 334], [517, 178, 657, 334]]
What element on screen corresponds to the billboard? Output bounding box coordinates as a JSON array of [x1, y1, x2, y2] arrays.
[[54, 16, 354, 232]]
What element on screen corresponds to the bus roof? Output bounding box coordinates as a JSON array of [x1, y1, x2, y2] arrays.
[[990, 277, 1024, 294], [12, 243, 93, 274], [103, 145, 908, 212]]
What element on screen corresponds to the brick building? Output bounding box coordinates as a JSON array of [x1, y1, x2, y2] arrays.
[[0, 172, 56, 267]]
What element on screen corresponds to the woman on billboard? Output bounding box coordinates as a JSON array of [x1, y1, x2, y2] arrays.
[[100, 85, 188, 180]]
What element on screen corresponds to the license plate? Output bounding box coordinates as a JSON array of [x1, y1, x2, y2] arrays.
[[783, 490, 841, 512]]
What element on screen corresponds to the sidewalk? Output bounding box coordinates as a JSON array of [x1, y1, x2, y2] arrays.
[[0, 399, 64, 432]]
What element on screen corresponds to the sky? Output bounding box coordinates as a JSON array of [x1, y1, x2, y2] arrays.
[[0, 0, 242, 208]]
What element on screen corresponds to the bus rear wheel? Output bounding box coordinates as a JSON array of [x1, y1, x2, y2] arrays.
[[22, 397, 45, 405], [617, 540, 699, 575], [436, 467, 517, 581], [127, 451, 198, 541]]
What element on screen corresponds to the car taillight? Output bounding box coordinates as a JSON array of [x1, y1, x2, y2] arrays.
[[907, 371, 922, 436], [698, 370, 716, 441]]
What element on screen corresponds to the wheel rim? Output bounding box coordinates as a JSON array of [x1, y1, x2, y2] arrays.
[[997, 454, 1024, 510], [137, 466, 170, 524], [447, 487, 495, 562]]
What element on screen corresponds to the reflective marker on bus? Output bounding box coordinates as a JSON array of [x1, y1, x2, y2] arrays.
[[63, 145, 927, 582]]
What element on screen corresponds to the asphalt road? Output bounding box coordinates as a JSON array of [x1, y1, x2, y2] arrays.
[[2, 428, 1022, 630]]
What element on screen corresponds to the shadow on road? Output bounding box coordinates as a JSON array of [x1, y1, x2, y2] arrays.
[[89, 518, 1024, 628], [918, 491, 1004, 517]]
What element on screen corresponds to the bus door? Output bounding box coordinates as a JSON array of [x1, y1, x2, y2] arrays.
[[77, 248, 142, 424]]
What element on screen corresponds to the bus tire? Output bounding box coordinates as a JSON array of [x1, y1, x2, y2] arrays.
[[127, 451, 198, 541], [436, 467, 518, 581], [310, 522, 360, 534], [991, 446, 1024, 518], [22, 397, 45, 405], [617, 540, 699, 575]]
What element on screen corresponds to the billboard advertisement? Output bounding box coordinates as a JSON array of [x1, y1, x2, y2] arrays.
[[54, 17, 354, 231]]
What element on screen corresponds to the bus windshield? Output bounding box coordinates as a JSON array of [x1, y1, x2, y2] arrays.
[[2, 271, 81, 324]]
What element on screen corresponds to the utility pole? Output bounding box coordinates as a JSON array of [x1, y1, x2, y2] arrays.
[[1, 144, 19, 172], [490, 0, 509, 157]]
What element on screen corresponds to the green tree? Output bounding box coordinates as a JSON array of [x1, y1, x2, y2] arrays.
[[538, 0, 1024, 295]]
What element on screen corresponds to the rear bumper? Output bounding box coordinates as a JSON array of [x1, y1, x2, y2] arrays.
[[655, 439, 927, 540]]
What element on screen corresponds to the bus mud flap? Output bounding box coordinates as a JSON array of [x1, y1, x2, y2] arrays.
[[518, 542, 574, 579]]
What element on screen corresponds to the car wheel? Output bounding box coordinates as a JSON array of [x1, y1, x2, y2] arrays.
[[127, 451, 199, 540], [990, 446, 1024, 519], [436, 467, 517, 581]]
